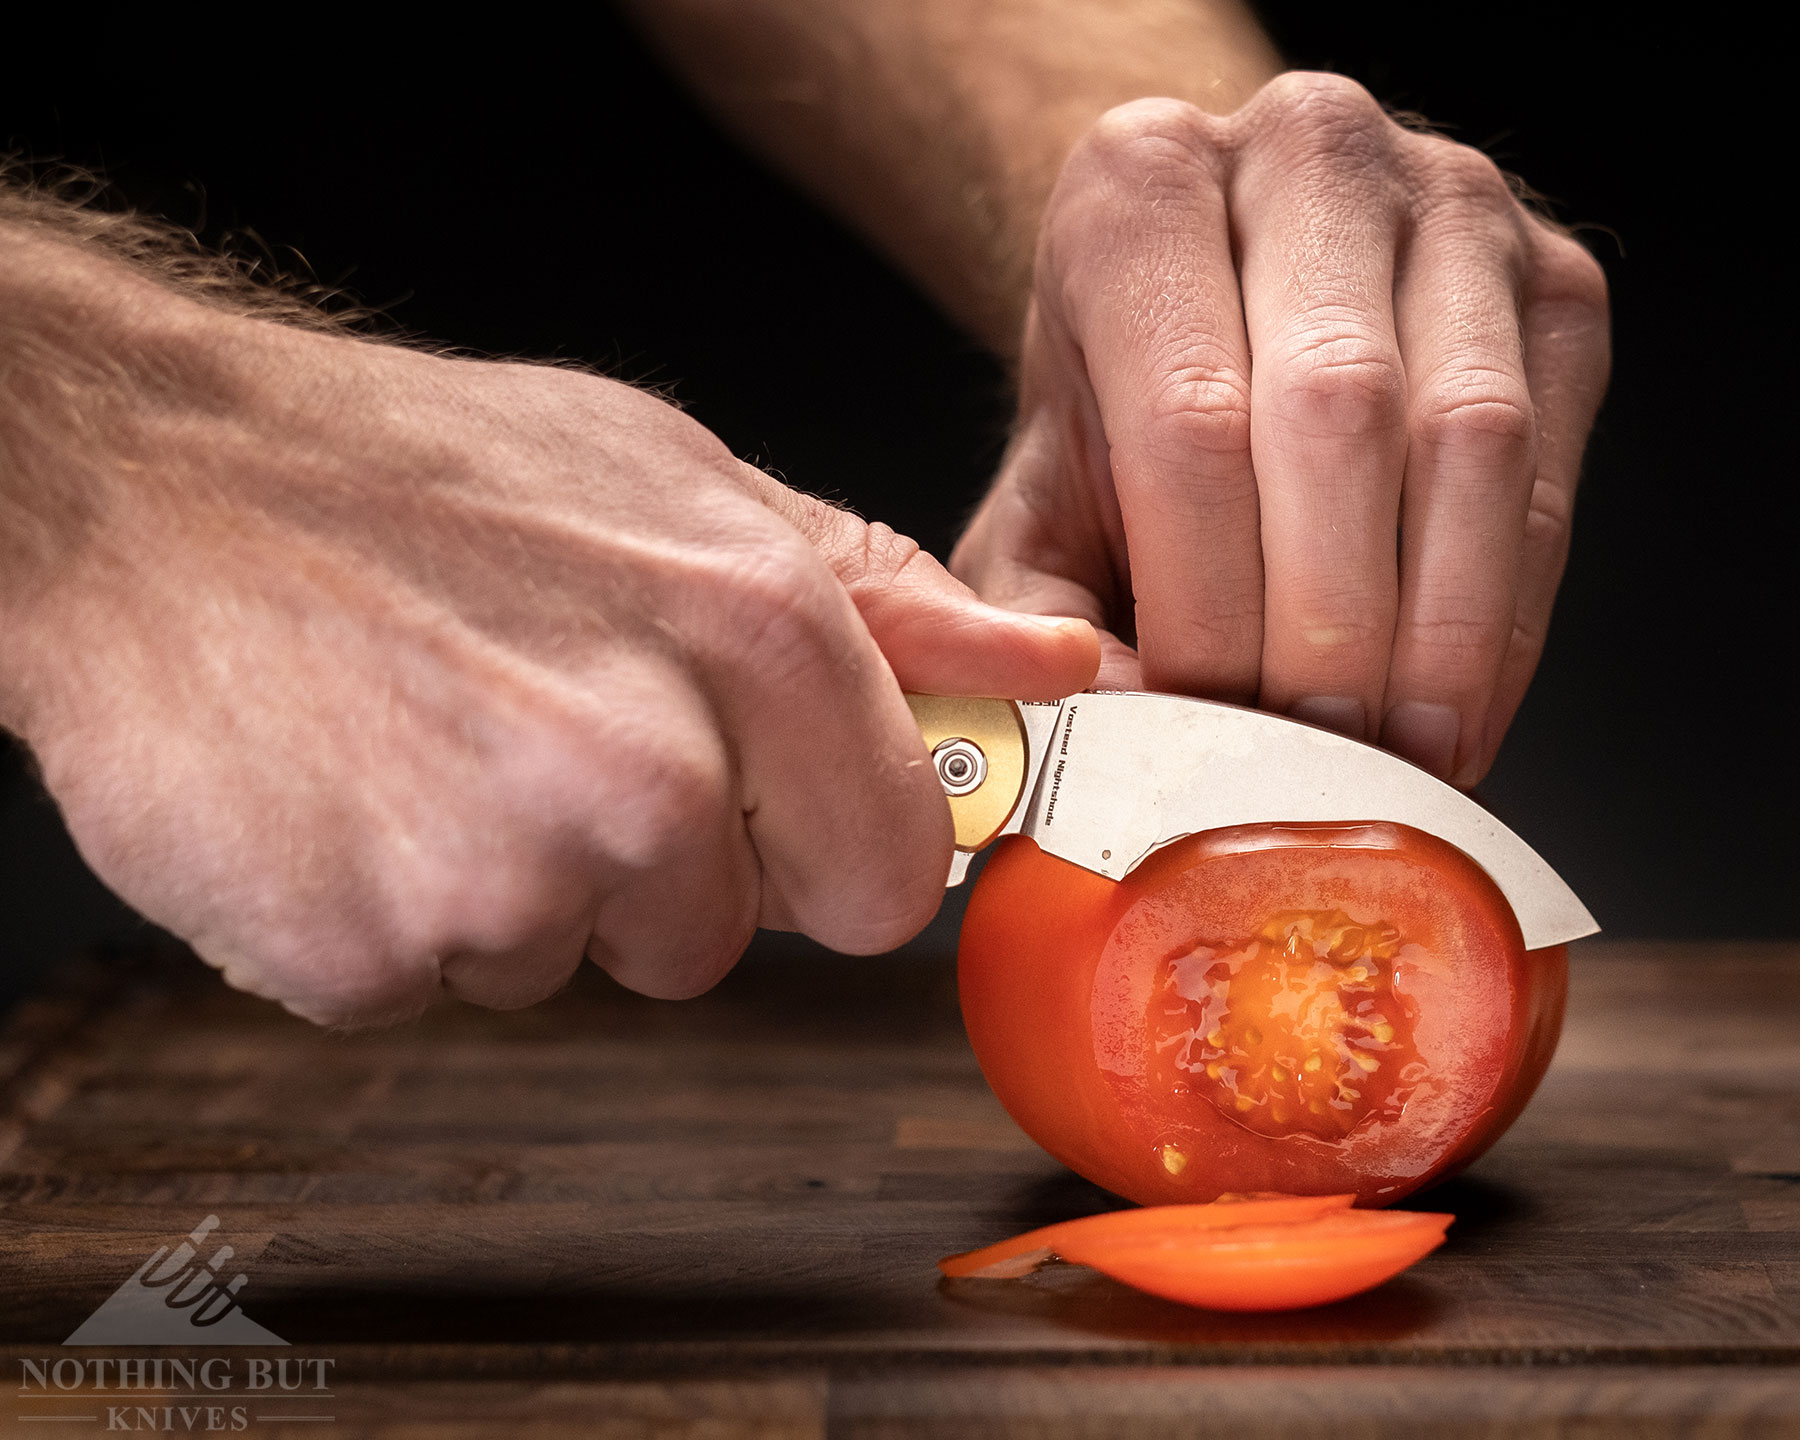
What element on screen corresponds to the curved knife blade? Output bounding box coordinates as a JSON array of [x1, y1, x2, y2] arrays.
[[965, 691, 1597, 951]]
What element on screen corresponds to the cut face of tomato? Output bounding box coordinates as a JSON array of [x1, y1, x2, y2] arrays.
[[940, 1197, 1451, 1312], [1151, 909, 1422, 1143], [958, 823, 1567, 1206]]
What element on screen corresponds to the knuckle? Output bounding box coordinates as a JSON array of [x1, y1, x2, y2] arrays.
[[210, 932, 434, 1031], [1260, 69, 1386, 122], [832, 520, 929, 601], [1274, 332, 1406, 439], [1245, 71, 1392, 157], [696, 905, 761, 985], [1417, 136, 1516, 206], [707, 546, 844, 682], [1138, 601, 1265, 698], [1044, 98, 1233, 305], [1412, 383, 1536, 467], [1533, 233, 1610, 313], [1400, 606, 1511, 671], [1506, 612, 1548, 664], [1168, 595, 1266, 650], [1136, 370, 1255, 467], [427, 859, 584, 959], [598, 727, 731, 871], [818, 780, 953, 957], [1081, 97, 1216, 172], [1049, 99, 1221, 269], [713, 542, 817, 617], [1525, 482, 1575, 551], [826, 881, 942, 956], [616, 909, 758, 1002], [489, 681, 732, 878]]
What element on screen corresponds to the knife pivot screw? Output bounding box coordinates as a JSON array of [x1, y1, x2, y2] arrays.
[[932, 738, 987, 797]]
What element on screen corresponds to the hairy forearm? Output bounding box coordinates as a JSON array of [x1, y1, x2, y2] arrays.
[[0, 224, 154, 622], [620, 0, 1282, 355], [0, 175, 378, 717], [0, 192, 289, 738]]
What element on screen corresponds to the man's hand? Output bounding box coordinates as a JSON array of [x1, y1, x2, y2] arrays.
[[0, 235, 1098, 1025], [627, 7, 1610, 787], [953, 76, 1611, 784]]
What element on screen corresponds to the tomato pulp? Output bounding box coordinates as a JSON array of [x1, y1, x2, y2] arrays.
[[958, 823, 1567, 1206]]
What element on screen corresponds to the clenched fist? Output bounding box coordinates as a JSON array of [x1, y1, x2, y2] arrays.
[[0, 233, 1098, 1025], [954, 72, 1610, 786]]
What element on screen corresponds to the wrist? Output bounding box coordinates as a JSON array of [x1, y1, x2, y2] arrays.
[[0, 224, 260, 732], [627, 0, 1281, 358], [957, 11, 1283, 354]]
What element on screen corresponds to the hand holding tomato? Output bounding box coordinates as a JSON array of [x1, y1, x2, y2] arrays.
[[952, 73, 1612, 786]]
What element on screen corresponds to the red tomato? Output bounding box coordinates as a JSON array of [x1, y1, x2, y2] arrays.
[[939, 1196, 1453, 1312], [958, 823, 1567, 1206]]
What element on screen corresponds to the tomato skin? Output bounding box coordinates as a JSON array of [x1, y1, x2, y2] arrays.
[[1054, 1208, 1453, 1312], [940, 1197, 1451, 1312], [959, 824, 1567, 1207]]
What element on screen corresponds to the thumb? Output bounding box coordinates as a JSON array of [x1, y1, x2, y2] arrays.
[[748, 470, 1100, 699], [948, 536, 1146, 694]]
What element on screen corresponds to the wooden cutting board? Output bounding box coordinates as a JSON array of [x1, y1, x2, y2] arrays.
[[0, 938, 1796, 1438]]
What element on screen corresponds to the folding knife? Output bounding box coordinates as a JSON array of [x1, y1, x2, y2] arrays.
[[907, 692, 1597, 951]]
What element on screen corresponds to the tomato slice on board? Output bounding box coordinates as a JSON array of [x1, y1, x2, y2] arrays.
[[940, 1193, 1354, 1278], [940, 1200, 1452, 1312], [958, 823, 1567, 1207]]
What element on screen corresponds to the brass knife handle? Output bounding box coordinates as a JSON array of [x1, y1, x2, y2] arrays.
[[904, 694, 1029, 852]]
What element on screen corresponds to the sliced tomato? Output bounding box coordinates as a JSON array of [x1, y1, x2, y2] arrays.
[[940, 1193, 1354, 1278], [958, 823, 1567, 1206], [940, 1199, 1451, 1312]]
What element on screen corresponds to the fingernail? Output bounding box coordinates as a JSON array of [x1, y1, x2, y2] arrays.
[[1453, 712, 1502, 791], [1289, 696, 1367, 741], [1381, 701, 1462, 778]]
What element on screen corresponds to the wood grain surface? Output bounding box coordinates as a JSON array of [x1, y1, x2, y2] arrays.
[[0, 938, 1796, 1437]]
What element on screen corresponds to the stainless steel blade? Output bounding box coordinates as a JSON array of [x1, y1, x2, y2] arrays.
[[994, 691, 1596, 950]]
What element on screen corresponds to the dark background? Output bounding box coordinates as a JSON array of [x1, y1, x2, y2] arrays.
[[2, 5, 1791, 1010]]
